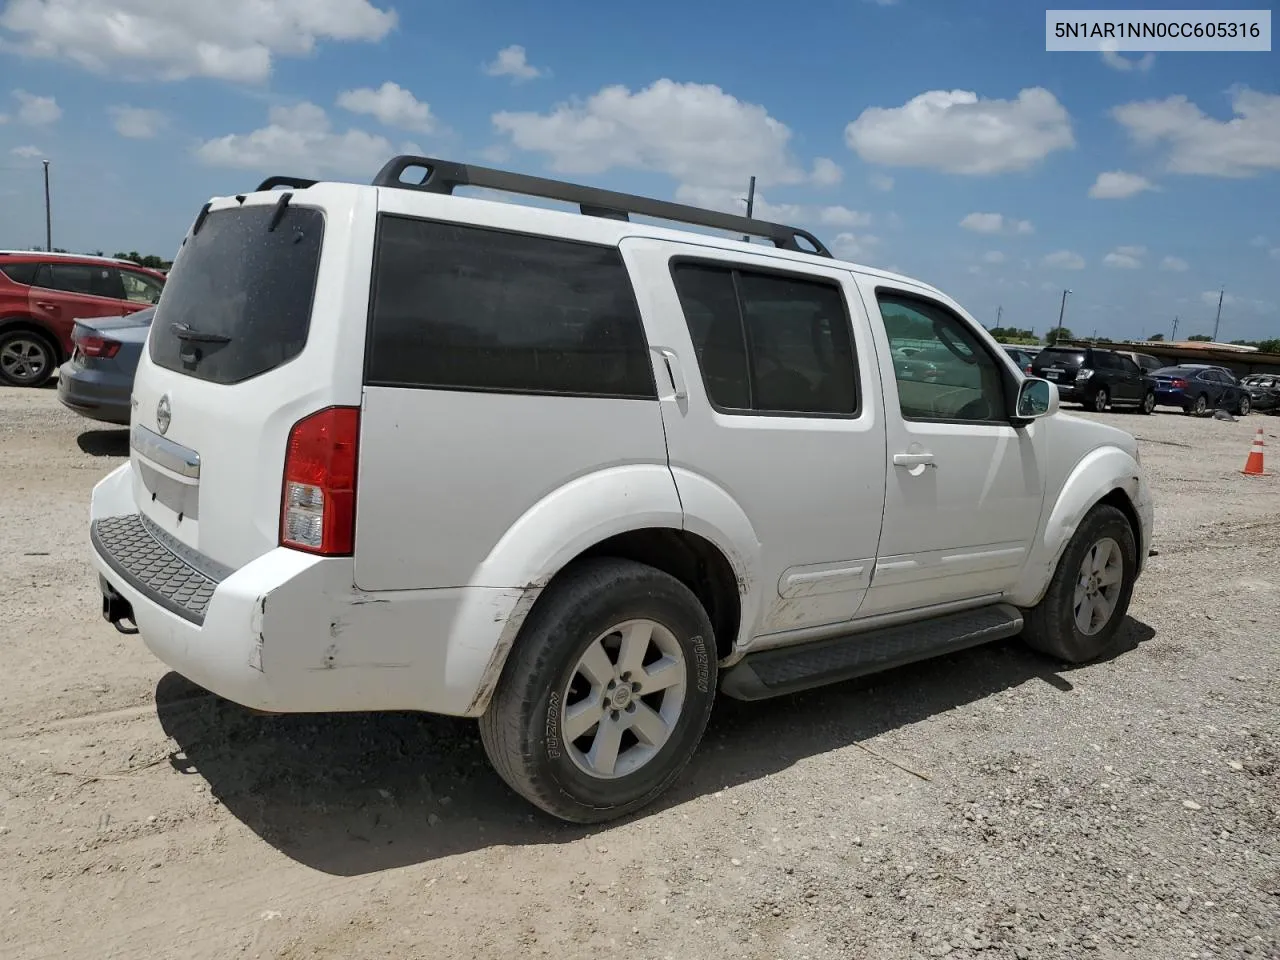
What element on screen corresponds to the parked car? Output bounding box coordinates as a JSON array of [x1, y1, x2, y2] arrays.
[[1001, 345, 1036, 374], [1150, 365, 1252, 416], [1113, 350, 1164, 374], [1241, 373, 1280, 413], [56, 307, 155, 425], [1029, 346, 1157, 413], [88, 155, 1153, 824], [0, 250, 165, 388]]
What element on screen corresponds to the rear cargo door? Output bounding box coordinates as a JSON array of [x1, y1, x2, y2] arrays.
[[128, 187, 373, 572]]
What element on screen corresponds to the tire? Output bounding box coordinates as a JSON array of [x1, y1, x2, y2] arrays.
[[1237, 395, 1251, 417], [479, 558, 718, 824], [1138, 391, 1156, 415], [1084, 386, 1109, 412], [1186, 394, 1208, 417], [0, 328, 58, 388], [1021, 503, 1138, 664]]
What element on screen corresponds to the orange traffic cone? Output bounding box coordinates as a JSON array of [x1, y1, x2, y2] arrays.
[[1242, 427, 1267, 476]]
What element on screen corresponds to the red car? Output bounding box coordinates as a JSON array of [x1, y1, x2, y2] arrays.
[[0, 251, 166, 387]]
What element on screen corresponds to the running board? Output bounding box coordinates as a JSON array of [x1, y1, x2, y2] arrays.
[[720, 603, 1024, 701]]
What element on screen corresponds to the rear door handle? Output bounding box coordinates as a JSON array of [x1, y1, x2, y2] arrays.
[[893, 453, 936, 468], [35, 301, 59, 312], [657, 348, 687, 401]]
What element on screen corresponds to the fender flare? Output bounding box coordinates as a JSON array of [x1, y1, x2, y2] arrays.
[[1011, 445, 1142, 608]]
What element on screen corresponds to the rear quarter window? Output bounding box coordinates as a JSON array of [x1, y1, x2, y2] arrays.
[[365, 216, 655, 399], [0, 262, 41, 285], [149, 204, 324, 385]]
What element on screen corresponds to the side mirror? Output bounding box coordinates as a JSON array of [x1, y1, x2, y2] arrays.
[[1012, 377, 1057, 426]]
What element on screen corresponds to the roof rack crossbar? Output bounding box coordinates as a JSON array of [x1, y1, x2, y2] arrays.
[[369, 155, 831, 257]]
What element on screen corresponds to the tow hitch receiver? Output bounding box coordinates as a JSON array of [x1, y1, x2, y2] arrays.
[[100, 576, 139, 635]]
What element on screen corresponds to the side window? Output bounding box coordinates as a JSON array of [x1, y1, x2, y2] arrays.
[[1119, 357, 1142, 375], [0, 262, 41, 286], [670, 262, 858, 416], [48, 263, 124, 299], [366, 216, 655, 398], [1094, 353, 1118, 371], [877, 293, 1007, 423], [119, 269, 164, 304]]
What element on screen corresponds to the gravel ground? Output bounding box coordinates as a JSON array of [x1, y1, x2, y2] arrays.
[[1, 384, 1277, 960]]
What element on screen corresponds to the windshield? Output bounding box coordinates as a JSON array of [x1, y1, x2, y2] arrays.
[[149, 203, 324, 385]]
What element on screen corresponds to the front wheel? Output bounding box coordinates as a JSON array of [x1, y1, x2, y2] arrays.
[[1138, 391, 1156, 415], [479, 558, 717, 824], [1022, 504, 1138, 663], [0, 330, 58, 388]]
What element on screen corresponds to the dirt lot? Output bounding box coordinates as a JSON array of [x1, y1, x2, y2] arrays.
[[1, 384, 1277, 960]]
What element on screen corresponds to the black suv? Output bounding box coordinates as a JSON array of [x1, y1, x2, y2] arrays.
[[1030, 346, 1157, 413]]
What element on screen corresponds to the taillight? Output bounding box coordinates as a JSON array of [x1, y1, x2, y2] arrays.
[[1172, 378, 1188, 389], [280, 406, 360, 556], [1025, 364, 1033, 375], [74, 331, 121, 359]]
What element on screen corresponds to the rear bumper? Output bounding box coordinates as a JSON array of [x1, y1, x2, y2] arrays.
[[57, 362, 132, 424], [1154, 390, 1187, 408], [89, 462, 527, 717], [1049, 382, 1078, 401]]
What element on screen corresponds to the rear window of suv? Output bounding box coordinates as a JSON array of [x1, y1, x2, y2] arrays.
[[1034, 348, 1085, 367], [149, 204, 324, 385]]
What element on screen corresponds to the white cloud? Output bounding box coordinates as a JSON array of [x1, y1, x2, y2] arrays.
[[832, 232, 881, 260], [337, 82, 434, 133], [869, 173, 894, 192], [673, 184, 806, 223], [0, 0, 396, 83], [195, 102, 402, 178], [483, 44, 544, 82], [109, 104, 164, 138], [1100, 43, 1155, 73], [982, 251, 1006, 264], [1270, 248, 1280, 262], [1112, 88, 1280, 178], [1201, 290, 1237, 308], [1249, 235, 1268, 247], [1043, 250, 1085, 270], [819, 205, 872, 227], [10, 144, 42, 157], [493, 79, 809, 189], [959, 212, 1033, 235], [1088, 170, 1155, 199], [1104, 246, 1145, 269], [845, 87, 1074, 175], [1159, 256, 1188, 272], [12, 89, 60, 124], [810, 156, 843, 187]]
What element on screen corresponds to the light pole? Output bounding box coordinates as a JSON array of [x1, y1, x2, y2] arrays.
[[1211, 287, 1224, 342], [42, 159, 52, 252], [740, 175, 756, 242], [1055, 288, 1072, 339]]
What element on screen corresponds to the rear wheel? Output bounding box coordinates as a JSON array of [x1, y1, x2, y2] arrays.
[[1237, 394, 1251, 417], [479, 558, 717, 824], [1022, 504, 1137, 664], [1138, 391, 1156, 415], [1186, 394, 1209, 416], [0, 329, 57, 388], [1084, 386, 1109, 412]]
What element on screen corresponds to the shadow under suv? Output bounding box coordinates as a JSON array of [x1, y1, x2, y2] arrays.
[[1030, 345, 1157, 414]]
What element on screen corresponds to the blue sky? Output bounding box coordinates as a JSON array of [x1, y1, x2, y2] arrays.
[[0, 0, 1276, 340]]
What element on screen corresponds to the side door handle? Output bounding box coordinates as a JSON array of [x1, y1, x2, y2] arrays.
[[893, 452, 936, 468], [657, 348, 688, 401], [35, 301, 60, 312]]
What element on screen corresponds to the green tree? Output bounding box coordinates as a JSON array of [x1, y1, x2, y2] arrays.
[[112, 251, 169, 269], [988, 326, 1037, 342], [1187, 334, 1212, 342], [1045, 326, 1074, 342], [1147, 333, 1164, 341]]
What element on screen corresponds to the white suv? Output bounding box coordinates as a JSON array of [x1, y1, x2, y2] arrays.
[[89, 156, 1153, 823]]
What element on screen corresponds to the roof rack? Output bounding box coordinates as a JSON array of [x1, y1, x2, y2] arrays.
[[0, 249, 135, 265], [254, 156, 831, 257]]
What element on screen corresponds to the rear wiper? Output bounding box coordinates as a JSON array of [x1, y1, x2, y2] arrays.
[[170, 322, 231, 344]]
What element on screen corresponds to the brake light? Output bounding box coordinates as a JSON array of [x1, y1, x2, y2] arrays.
[[1025, 364, 1033, 375], [1171, 378, 1188, 389], [73, 331, 121, 359], [280, 406, 360, 556]]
